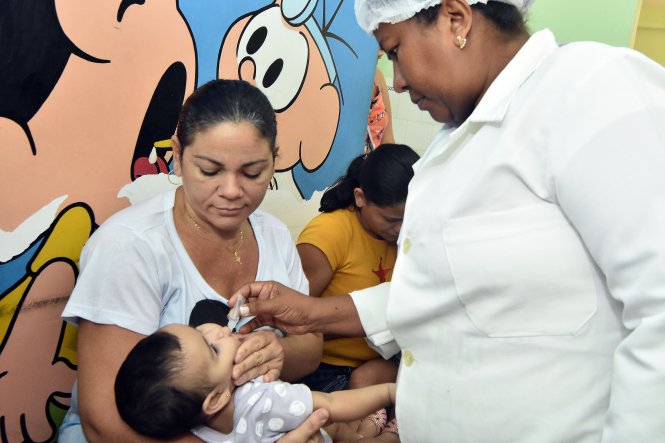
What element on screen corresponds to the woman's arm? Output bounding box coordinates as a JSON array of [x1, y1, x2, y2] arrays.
[[297, 243, 334, 298], [374, 68, 395, 145], [311, 383, 396, 423], [76, 320, 202, 442], [279, 332, 323, 381]]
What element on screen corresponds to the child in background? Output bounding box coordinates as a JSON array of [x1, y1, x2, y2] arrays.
[[115, 323, 396, 442]]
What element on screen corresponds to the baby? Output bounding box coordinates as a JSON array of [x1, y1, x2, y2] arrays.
[[114, 323, 396, 442]]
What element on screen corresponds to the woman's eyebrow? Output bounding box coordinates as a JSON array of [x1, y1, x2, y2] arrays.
[[192, 155, 270, 168]]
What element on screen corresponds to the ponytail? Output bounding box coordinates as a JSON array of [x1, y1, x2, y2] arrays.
[[319, 144, 420, 212]]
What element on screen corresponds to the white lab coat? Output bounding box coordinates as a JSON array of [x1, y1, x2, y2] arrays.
[[352, 29, 665, 443]]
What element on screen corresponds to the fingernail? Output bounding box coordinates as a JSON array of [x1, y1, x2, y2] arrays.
[[239, 306, 249, 316]]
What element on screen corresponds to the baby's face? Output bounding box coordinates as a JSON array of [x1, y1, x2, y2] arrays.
[[164, 323, 241, 389]]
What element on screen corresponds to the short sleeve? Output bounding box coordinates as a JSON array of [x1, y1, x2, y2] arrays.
[[283, 231, 309, 295], [61, 224, 164, 335], [297, 212, 351, 273]]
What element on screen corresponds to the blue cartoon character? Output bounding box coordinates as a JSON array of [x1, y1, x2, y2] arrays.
[[216, 0, 377, 197]]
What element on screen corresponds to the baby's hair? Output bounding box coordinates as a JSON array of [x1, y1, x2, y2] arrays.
[[319, 143, 420, 212], [114, 331, 210, 439]]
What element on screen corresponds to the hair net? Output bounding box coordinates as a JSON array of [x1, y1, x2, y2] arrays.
[[355, 0, 535, 34]]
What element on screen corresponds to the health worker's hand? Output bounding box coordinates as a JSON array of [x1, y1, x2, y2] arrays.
[[229, 281, 315, 336], [232, 329, 284, 385]]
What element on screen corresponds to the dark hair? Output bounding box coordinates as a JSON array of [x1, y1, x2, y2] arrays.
[[175, 79, 277, 154], [319, 144, 420, 212], [414, 1, 527, 36], [114, 331, 210, 440]]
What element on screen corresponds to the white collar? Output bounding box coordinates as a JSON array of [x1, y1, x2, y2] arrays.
[[467, 29, 558, 123]]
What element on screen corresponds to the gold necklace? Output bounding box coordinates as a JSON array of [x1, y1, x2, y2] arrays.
[[183, 207, 244, 264]]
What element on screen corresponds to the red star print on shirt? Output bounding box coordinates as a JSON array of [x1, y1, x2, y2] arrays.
[[372, 257, 392, 283]]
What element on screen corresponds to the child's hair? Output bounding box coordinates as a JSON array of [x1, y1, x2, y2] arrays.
[[318, 143, 420, 212], [114, 331, 212, 439]]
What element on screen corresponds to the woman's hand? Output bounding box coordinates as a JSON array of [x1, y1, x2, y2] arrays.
[[230, 281, 316, 335], [277, 409, 329, 443], [232, 329, 284, 385]]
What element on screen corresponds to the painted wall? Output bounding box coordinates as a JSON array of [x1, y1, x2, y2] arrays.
[[527, 0, 641, 46], [0, 1, 376, 441], [635, 0, 665, 66]]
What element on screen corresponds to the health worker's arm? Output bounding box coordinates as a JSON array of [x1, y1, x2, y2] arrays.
[[233, 281, 365, 338]]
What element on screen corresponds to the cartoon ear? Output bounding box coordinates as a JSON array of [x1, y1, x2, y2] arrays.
[[202, 388, 233, 416], [54, 0, 122, 61], [300, 83, 338, 170]]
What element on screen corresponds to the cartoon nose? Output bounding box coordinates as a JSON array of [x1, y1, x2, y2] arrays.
[[239, 58, 257, 83]]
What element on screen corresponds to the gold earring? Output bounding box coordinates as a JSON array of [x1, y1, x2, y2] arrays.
[[456, 35, 467, 50]]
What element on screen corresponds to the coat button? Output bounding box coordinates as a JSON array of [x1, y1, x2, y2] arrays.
[[403, 350, 415, 367], [402, 237, 411, 254]]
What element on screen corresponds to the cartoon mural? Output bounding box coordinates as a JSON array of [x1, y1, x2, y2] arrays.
[[181, 0, 378, 197], [0, 0, 375, 441]]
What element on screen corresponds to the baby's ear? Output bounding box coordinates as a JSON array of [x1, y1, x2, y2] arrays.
[[203, 388, 232, 415]]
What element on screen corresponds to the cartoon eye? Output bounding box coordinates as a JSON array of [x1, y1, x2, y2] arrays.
[[237, 6, 308, 112]]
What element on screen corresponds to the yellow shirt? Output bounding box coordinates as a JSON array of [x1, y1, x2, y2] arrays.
[[297, 208, 396, 367]]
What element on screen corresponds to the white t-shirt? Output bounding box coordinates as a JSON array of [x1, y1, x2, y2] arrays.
[[62, 189, 308, 333]]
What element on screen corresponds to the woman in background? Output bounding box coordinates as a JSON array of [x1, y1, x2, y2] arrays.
[[298, 144, 419, 393], [298, 144, 419, 438]]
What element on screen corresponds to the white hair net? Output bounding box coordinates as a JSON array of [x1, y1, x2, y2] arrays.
[[355, 0, 535, 34]]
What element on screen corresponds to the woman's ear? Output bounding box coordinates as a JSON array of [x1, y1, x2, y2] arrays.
[[442, 0, 473, 42], [353, 188, 367, 208], [202, 388, 233, 416], [171, 135, 183, 176]]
